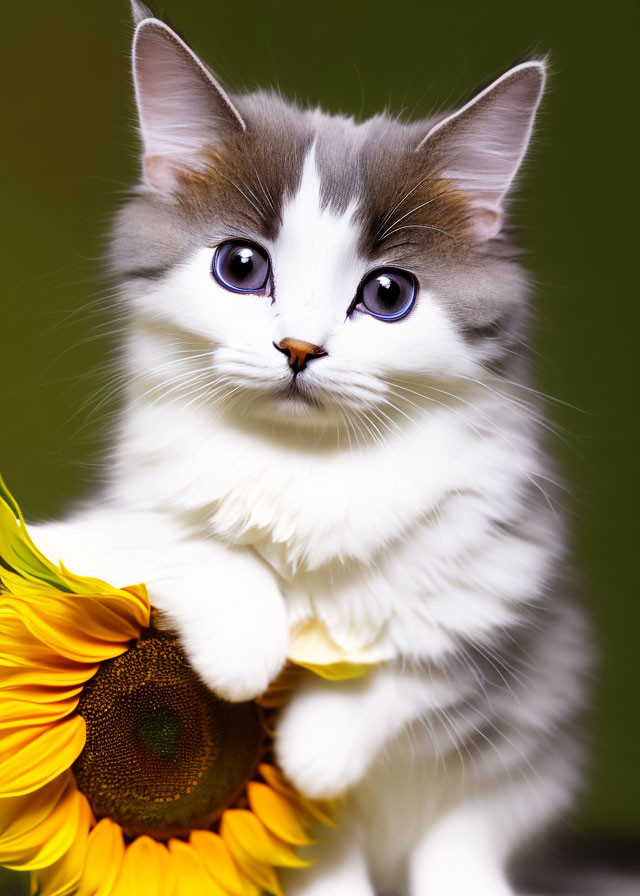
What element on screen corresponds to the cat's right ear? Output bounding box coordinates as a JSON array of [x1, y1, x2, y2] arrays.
[[417, 61, 546, 243], [131, 10, 245, 192]]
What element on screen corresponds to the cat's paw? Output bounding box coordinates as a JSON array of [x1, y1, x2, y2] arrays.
[[150, 545, 289, 702], [177, 578, 289, 702], [275, 680, 373, 799], [182, 598, 289, 702]]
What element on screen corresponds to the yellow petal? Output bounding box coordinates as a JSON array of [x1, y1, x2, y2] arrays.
[[237, 881, 261, 896], [111, 836, 175, 896], [0, 681, 84, 706], [247, 782, 313, 846], [1, 591, 147, 663], [0, 687, 82, 730], [258, 765, 335, 827], [0, 657, 98, 691], [221, 823, 284, 896], [34, 795, 92, 896], [0, 773, 67, 836], [288, 617, 390, 673], [0, 615, 98, 689], [0, 773, 83, 870], [221, 810, 311, 869], [294, 660, 376, 680], [189, 831, 245, 896], [0, 715, 85, 798], [76, 818, 125, 896], [169, 838, 225, 896]]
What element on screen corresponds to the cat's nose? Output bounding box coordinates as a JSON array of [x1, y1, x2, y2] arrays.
[[274, 338, 327, 374]]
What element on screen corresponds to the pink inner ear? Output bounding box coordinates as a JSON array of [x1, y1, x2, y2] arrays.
[[468, 204, 503, 242], [144, 155, 187, 193]]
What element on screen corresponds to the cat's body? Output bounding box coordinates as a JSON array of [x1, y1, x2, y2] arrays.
[[32, 5, 594, 894]]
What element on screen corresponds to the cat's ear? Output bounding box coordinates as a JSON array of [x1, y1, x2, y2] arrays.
[[418, 60, 546, 242], [131, 14, 245, 192]]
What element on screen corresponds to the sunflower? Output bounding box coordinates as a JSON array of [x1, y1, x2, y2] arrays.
[[0, 477, 333, 896]]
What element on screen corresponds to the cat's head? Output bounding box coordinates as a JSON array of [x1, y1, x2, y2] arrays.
[[114, 2, 545, 431]]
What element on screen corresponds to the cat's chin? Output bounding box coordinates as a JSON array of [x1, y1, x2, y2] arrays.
[[261, 392, 341, 429], [232, 385, 352, 432]]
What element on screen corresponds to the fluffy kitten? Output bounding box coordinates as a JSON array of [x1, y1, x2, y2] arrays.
[[32, 3, 594, 894]]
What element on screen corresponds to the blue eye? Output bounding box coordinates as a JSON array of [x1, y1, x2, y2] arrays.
[[356, 268, 417, 321], [212, 240, 271, 294]]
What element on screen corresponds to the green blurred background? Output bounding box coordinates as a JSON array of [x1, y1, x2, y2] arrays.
[[1, 0, 638, 891]]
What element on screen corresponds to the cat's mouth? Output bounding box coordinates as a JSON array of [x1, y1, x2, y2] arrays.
[[210, 353, 377, 425], [282, 376, 321, 407]]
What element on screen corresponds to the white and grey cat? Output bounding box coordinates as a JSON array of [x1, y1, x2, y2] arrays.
[[32, 3, 598, 894]]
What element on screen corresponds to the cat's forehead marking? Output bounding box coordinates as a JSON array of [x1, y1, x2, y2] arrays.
[[277, 141, 359, 245], [281, 141, 325, 227], [271, 143, 363, 335]]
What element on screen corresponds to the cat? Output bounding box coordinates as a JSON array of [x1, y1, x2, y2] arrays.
[[31, 2, 595, 894]]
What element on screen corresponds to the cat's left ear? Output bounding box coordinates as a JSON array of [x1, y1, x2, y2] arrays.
[[418, 60, 546, 242], [131, 9, 245, 192]]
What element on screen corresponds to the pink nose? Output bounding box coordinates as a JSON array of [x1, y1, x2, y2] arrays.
[[274, 338, 327, 373]]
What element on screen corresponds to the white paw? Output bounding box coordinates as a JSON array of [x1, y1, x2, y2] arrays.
[[275, 680, 372, 799], [176, 583, 289, 702], [149, 546, 289, 702]]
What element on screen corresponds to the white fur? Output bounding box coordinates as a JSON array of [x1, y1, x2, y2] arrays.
[[33, 124, 590, 894]]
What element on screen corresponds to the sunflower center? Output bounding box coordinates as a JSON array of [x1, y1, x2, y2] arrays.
[[139, 708, 181, 759], [73, 630, 265, 840]]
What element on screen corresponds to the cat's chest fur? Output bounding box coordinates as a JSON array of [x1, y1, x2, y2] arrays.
[[114, 385, 554, 661]]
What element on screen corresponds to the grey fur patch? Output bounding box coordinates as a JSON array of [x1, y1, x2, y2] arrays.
[[313, 117, 368, 215], [110, 191, 203, 281]]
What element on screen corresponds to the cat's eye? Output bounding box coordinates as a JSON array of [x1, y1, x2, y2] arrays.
[[212, 240, 271, 295], [354, 268, 417, 321]]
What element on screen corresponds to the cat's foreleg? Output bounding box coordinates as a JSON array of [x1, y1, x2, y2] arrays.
[[281, 829, 374, 896], [275, 663, 434, 799], [408, 801, 515, 896], [31, 510, 288, 701], [406, 754, 577, 896]]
